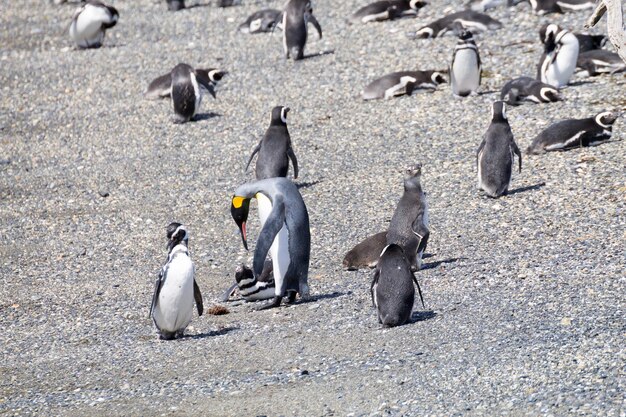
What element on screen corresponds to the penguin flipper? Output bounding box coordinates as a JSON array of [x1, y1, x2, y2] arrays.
[[245, 143, 261, 172], [193, 279, 204, 316], [149, 268, 165, 319], [219, 282, 239, 302], [412, 275, 426, 309], [512, 141, 522, 172], [370, 268, 380, 308], [307, 14, 323, 39], [476, 137, 486, 168], [253, 197, 286, 278], [145, 72, 172, 100], [288, 147, 299, 179]]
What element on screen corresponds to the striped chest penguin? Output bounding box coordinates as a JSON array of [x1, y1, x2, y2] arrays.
[[537, 24, 579, 88], [371, 244, 424, 328], [282, 0, 322, 60], [349, 0, 427, 24], [231, 178, 311, 309], [526, 111, 618, 154], [576, 50, 626, 76], [239, 9, 282, 33], [500, 76, 561, 105], [476, 101, 522, 198], [386, 164, 430, 272], [245, 106, 299, 180], [150, 223, 203, 340], [69, 1, 118, 49], [450, 29, 481, 97], [362, 70, 446, 100], [413, 10, 501, 38]]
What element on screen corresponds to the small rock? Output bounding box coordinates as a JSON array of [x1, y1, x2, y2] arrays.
[[98, 190, 110, 198]]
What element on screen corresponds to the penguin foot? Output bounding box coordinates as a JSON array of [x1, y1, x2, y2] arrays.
[[257, 296, 282, 310], [285, 290, 297, 304]]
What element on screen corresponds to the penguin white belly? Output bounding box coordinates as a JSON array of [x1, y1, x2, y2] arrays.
[[189, 72, 201, 117], [547, 36, 579, 88], [71, 6, 109, 44], [153, 256, 194, 333], [257, 194, 291, 296], [452, 50, 480, 96]]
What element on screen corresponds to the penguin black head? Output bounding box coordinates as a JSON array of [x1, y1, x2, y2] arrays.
[[431, 71, 447, 85], [235, 264, 254, 283], [231, 196, 251, 250], [102, 5, 119, 28], [166, 222, 188, 250], [491, 101, 507, 122], [595, 111, 618, 128], [270, 106, 290, 126], [409, 0, 428, 10], [458, 28, 474, 41], [540, 23, 561, 52], [405, 163, 422, 178]]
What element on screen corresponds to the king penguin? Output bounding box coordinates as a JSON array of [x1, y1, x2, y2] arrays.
[[231, 178, 311, 309], [282, 0, 323, 60], [150, 223, 203, 340], [387, 164, 430, 272], [69, 1, 118, 49], [245, 106, 299, 180], [450, 27, 481, 97], [476, 101, 522, 198], [537, 23, 579, 88]]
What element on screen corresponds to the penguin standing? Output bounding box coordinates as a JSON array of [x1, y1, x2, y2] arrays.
[[362, 70, 447, 100], [476, 101, 522, 198], [500, 76, 561, 105], [450, 28, 481, 97], [150, 223, 203, 340], [371, 244, 425, 328], [537, 24, 579, 88], [69, 1, 118, 49], [282, 0, 323, 60], [245, 106, 299, 180], [348, 0, 427, 24], [387, 164, 429, 272], [526, 111, 618, 154], [231, 178, 310, 309], [412, 10, 501, 38]]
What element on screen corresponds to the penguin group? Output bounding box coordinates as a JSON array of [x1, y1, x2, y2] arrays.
[[50, 0, 622, 336]]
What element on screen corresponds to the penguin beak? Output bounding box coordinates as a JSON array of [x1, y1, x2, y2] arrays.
[[231, 196, 250, 251], [238, 221, 248, 251]]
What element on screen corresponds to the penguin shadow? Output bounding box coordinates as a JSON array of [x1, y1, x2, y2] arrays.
[[192, 112, 221, 122], [295, 180, 322, 190], [506, 182, 546, 196], [186, 2, 213, 9], [298, 50, 336, 61], [184, 326, 238, 340], [299, 291, 347, 304], [410, 310, 437, 323], [567, 80, 595, 87], [421, 257, 465, 270]]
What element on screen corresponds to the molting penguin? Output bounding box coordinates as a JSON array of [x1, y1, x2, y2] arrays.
[[450, 28, 481, 97], [387, 164, 429, 272], [526, 111, 618, 154], [412, 10, 501, 38], [239, 9, 282, 34], [69, 1, 118, 49], [150, 223, 203, 340], [349, 0, 427, 24], [574, 33, 607, 53], [537, 23, 579, 88], [245, 106, 299, 180], [362, 70, 446, 100], [282, 0, 323, 60], [231, 178, 311, 309], [476, 101, 522, 198], [522, 0, 595, 14], [166, 0, 185, 11], [371, 244, 425, 328], [500, 76, 561, 105], [576, 50, 626, 76], [343, 231, 388, 270]]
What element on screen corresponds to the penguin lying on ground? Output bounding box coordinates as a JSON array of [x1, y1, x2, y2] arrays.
[[411, 10, 501, 38], [239, 9, 282, 34], [348, 0, 427, 24], [519, 0, 595, 14], [371, 244, 425, 328], [150, 223, 203, 340], [343, 231, 388, 270], [465, 0, 518, 11], [476, 101, 522, 198], [526, 111, 618, 154], [450, 27, 481, 97], [576, 50, 626, 76], [362, 71, 446, 100], [282, 0, 323, 60], [144, 64, 226, 123], [574, 33, 607, 53], [219, 261, 275, 302], [537, 23, 579, 88], [500, 77, 561, 105], [69, 1, 118, 49], [387, 164, 429, 272]]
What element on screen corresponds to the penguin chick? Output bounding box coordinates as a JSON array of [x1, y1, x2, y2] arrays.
[[362, 70, 447, 100], [282, 0, 323, 60], [69, 1, 118, 49], [476, 101, 522, 198], [343, 231, 388, 270], [526, 111, 618, 154], [387, 164, 429, 272], [245, 106, 298, 180], [371, 244, 424, 328], [150, 223, 203, 340], [500, 76, 561, 105], [348, 0, 427, 24]]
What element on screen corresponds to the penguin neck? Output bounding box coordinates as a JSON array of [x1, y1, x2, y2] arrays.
[[168, 242, 189, 257], [404, 179, 423, 194], [270, 121, 288, 128]]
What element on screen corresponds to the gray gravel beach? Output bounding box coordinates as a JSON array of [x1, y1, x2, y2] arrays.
[[1, 0, 624, 415]]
